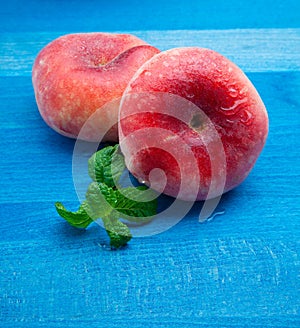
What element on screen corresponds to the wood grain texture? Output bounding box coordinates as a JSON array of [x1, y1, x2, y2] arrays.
[[1, 29, 300, 76], [0, 26, 299, 328]]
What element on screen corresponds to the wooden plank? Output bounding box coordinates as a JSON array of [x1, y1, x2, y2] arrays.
[[0, 29, 300, 76], [1, 0, 300, 33]]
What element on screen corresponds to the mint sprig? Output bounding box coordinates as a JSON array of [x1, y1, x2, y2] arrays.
[[55, 145, 157, 249]]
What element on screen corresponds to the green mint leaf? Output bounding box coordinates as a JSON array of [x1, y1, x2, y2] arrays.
[[55, 201, 93, 229], [86, 182, 157, 221], [88, 145, 125, 187], [85, 182, 116, 219], [113, 186, 158, 221], [102, 214, 132, 249]]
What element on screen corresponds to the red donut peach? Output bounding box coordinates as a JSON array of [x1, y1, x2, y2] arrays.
[[119, 47, 269, 201], [32, 33, 159, 141]]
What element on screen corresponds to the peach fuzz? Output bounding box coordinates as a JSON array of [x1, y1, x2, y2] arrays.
[[32, 33, 160, 142], [119, 47, 269, 201]]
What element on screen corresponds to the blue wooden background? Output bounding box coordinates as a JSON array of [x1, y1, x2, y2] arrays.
[[1, 1, 299, 327]]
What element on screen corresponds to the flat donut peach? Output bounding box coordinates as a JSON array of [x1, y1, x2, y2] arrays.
[[32, 33, 160, 142], [119, 47, 269, 201]]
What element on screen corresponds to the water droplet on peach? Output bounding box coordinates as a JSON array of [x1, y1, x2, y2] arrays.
[[240, 109, 254, 126], [186, 93, 195, 99], [228, 87, 238, 98], [220, 99, 247, 116], [138, 177, 147, 184]]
